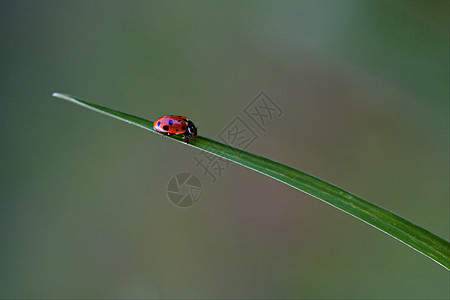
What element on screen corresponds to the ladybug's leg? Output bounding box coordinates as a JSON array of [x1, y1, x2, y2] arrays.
[[182, 133, 190, 144]]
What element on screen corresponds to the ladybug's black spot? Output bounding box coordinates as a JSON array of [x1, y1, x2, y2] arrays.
[[162, 125, 169, 131], [157, 121, 160, 126], [175, 129, 179, 132], [169, 119, 173, 125], [182, 126, 186, 130]]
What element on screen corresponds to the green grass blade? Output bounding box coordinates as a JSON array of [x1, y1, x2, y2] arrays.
[[52, 92, 450, 269]]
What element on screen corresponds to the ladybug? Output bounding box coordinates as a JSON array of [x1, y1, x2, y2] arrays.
[[153, 115, 197, 144]]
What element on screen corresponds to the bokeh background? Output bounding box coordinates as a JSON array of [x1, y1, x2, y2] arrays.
[[1, 0, 449, 298]]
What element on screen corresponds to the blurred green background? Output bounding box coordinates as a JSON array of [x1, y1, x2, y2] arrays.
[[1, 0, 449, 298]]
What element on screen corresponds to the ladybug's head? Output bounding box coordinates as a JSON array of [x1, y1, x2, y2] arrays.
[[186, 119, 197, 137]]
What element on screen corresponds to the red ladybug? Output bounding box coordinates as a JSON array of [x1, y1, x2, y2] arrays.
[[153, 115, 197, 144]]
